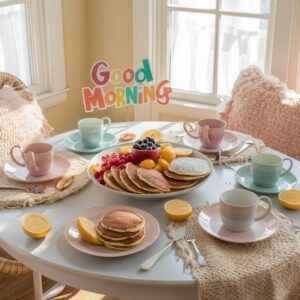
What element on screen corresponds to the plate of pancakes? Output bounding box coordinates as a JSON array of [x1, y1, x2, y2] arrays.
[[88, 143, 213, 199], [64, 205, 160, 257]]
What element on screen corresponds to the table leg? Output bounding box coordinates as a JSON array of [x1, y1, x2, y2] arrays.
[[33, 271, 66, 300]]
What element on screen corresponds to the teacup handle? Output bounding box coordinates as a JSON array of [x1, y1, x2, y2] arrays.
[[101, 117, 111, 134], [183, 122, 199, 138], [254, 196, 272, 221], [199, 125, 210, 145], [10, 145, 25, 166], [280, 158, 293, 177]]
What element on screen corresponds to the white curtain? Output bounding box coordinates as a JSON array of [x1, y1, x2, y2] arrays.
[[0, 4, 31, 85]]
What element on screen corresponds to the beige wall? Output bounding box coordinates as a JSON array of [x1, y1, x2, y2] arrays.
[[43, 0, 134, 134]]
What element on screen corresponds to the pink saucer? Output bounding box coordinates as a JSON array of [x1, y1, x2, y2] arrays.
[[64, 205, 160, 257], [4, 155, 70, 183], [183, 130, 240, 154], [198, 203, 278, 243]]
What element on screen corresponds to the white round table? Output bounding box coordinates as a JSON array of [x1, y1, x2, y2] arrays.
[[1, 122, 299, 300]]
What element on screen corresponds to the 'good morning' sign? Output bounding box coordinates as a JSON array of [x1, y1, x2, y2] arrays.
[[82, 59, 172, 112]]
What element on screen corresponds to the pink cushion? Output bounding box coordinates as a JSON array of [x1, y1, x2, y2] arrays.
[[219, 66, 300, 160], [0, 86, 53, 159]]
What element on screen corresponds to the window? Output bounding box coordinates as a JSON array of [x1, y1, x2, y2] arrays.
[[0, 0, 67, 108], [159, 0, 275, 103]]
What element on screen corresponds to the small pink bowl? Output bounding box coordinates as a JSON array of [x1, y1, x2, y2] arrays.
[[132, 148, 161, 163]]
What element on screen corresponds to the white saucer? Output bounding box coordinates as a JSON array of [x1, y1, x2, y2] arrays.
[[198, 203, 278, 243], [183, 130, 240, 154], [4, 155, 71, 183]]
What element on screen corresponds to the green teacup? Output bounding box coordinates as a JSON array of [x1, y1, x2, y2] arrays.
[[251, 153, 293, 188]]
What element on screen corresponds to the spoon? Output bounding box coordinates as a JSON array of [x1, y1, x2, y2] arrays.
[[140, 226, 186, 271]]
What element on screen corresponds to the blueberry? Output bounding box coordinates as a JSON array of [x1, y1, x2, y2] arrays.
[[155, 143, 160, 147], [141, 144, 147, 150], [137, 140, 143, 145], [146, 147, 152, 150], [151, 146, 157, 150], [134, 145, 141, 150], [143, 138, 148, 143], [147, 142, 153, 147], [148, 137, 155, 143]]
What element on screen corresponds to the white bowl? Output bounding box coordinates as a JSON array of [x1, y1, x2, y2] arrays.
[[87, 143, 213, 199]]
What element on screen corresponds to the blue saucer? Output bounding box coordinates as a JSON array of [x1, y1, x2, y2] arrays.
[[64, 132, 117, 154], [235, 165, 297, 194]]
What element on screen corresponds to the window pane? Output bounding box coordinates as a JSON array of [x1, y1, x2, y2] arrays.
[[169, 11, 215, 94], [0, 4, 31, 85], [170, 0, 216, 9], [221, 0, 270, 14], [218, 16, 268, 96]]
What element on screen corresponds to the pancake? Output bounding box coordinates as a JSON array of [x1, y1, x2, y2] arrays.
[[103, 230, 145, 250], [163, 170, 205, 181], [103, 171, 124, 191], [165, 177, 199, 189], [100, 209, 145, 233], [101, 228, 144, 246], [137, 168, 170, 192], [111, 166, 130, 191], [168, 157, 211, 176], [126, 163, 160, 193], [104, 244, 134, 251], [96, 223, 141, 241], [119, 169, 144, 194]]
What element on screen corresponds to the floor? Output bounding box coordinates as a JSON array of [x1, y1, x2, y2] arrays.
[[0, 249, 128, 300]]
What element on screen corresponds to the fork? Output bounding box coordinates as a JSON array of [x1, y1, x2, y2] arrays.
[[185, 225, 206, 267], [0, 185, 45, 194]]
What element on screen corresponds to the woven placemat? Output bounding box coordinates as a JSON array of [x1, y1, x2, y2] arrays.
[[0, 151, 90, 209], [164, 129, 266, 164], [167, 206, 300, 300]]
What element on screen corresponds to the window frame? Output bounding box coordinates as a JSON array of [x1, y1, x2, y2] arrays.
[[0, 0, 68, 108], [157, 0, 277, 104]]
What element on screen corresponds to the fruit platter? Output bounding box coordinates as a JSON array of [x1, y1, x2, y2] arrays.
[[88, 137, 213, 199]]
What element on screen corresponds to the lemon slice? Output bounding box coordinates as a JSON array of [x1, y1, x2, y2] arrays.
[[119, 145, 133, 154], [278, 190, 300, 210], [22, 213, 52, 239], [164, 199, 193, 221], [141, 129, 163, 142], [77, 217, 103, 245], [174, 147, 193, 158]]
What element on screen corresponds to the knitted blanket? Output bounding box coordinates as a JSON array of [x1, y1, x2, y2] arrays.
[[0, 85, 53, 159], [219, 66, 300, 160]]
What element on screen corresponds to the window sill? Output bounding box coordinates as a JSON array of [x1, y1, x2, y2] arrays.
[[170, 99, 220, 111], [37, 88, 69, 109]]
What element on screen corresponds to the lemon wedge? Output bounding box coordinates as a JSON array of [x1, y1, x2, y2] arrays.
[[278, 190, 300, 210], [164, 199, 193, 221], [77, 217, 103, 245], [141, 129, 163, 142], [22, 213, 52, 239]]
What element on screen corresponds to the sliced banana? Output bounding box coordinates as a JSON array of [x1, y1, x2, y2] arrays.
[[56, 176, 75, 191]]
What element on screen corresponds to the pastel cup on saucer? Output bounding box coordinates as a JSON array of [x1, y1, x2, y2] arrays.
[[10, 143, 54, 177], [219, 189, 272, 232], [251, 153, 293, 188], [183, 119, 225, 149], [78, 117, 111, 148]]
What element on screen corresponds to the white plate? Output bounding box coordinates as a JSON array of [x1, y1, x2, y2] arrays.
[[198, 203, 278, 243], [183, 130, 240, 154], [4, 155, 70, 183], [87, 143, 213, 199], [64, 205, 160, 257]]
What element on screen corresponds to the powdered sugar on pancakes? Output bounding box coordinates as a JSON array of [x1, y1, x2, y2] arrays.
[[169, 157, 211, 176]]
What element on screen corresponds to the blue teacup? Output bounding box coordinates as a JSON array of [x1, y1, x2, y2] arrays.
[[251, 153, 293, 188], [78, 117, 111, 148]]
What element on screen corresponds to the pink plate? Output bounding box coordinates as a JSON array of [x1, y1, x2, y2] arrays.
[[64, 205, 160, 257], [3, 155, 70, 183], [198, 203, 278, 243], [183, 130, 240, 154]]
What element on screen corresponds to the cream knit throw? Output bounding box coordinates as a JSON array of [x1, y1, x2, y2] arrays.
[[0, 85, 53, 159], [219, 66, 300, 160], [0, 151, 90, 209], [167, 207, 300, 300]]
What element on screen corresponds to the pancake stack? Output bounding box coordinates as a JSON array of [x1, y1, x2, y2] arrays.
[[103, 157, 211, 194], [96, 209, 145, 251]]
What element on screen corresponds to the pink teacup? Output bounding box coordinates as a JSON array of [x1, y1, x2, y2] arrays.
[[183, 119, 226, 149], [10, 143, 54, 176]]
